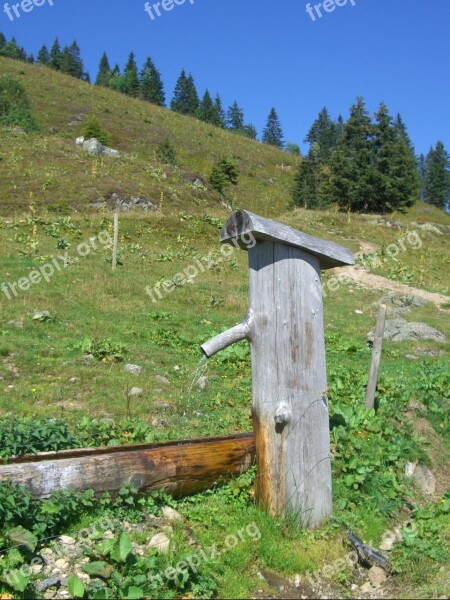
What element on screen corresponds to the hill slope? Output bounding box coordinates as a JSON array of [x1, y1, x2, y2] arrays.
[[0, 57, 298, 215]]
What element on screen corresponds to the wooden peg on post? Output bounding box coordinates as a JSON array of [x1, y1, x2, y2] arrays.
[[201, 210, 354, 528]]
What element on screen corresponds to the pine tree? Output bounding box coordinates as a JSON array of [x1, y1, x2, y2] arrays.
[[262, 107, 284, 148], [423, 142, 450, 209], [226, 101, 244, 130], [213, 94, 226, 128], [171, 70, 198, 115], [197, 90, 216, 123], [140, 57, 165, 106], [285, 142, 301, 156], [292, 143, 332, 209], [37, 44, 50, 65], [49, 38, 63, 70], [0, 33, 6, 51], [59, 41, 83, 79], [372, 103, 419, 212], [108, 64, 122, 91], [1, 37, 26, 60], [240, 124, 258, 140], [186, 73, 199, 115], [305, 107, 340, 160], [121, 52, 140, 97], [330, 97, 376, 213], [95, 52, 111, 87]]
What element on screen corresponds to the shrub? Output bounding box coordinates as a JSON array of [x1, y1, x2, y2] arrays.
[[82, 113, 110, 146], [156, 138, 177, 164], [209, 157, 239, 195], [0, 74, 38, 133]]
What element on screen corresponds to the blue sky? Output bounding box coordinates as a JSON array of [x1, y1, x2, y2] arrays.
[[2, 0, 449, 155]]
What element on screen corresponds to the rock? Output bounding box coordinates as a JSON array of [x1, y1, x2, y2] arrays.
[[148, 532, 171, 554], [368, 566, 387, 588], [155, 375, 170, 385], [379, 531, 397, 551], [31, 563, 44, 574], [161, 506, 183, 522], [360, 581, 375, 594], [412, 465, 436, 495], [124, 364, 143, 376], [69, 377, 79, 383], [82, 138, 120, 158], [128, 387, 144, 397], [102, 147, 120, 158], [54, 559, 69, 570], [59, 535, 76, 545], [8, 320, 24, 329], [375, 293, 428, 316], [292, 574, 302, 588], [196, 376, 208, 390], [83, 138, 103, 156], [75, 136, 85, 145], [405, 461, 417, 477], [37, 577, 67, 592], [368, 319, 446, 343], [93, 192, 157, 212], [82, 353, 94, 361]]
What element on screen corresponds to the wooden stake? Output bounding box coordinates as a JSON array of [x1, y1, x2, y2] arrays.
[[112, 212, 119, 271], [365, 304, 387, 409]]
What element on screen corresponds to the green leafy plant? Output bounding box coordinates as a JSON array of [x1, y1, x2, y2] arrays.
[[82, 114, 110, 146], [71, 337, 128, 362], [155, 139, 177, 165], [0, 74, 39, 133], [209, 157, 239, 195]]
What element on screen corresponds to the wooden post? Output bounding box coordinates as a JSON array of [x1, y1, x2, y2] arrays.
[[112, 212, 119, 271], [365, 304, 387, 410], [202, 211, 354, 528]]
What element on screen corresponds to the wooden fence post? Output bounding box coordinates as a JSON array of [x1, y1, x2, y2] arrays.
[[112, 212, 119, 271], [365, 304, 387, 409], [201, 211, 354, 528]]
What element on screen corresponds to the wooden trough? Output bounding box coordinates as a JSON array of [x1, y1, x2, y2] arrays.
[[0, 433, 255, 498]]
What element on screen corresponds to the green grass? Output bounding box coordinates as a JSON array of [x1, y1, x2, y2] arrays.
[[0, 55, 449, 600]]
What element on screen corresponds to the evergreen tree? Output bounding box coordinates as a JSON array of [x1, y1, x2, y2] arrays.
[[197, 90, 216, 123], [59, 41, 83, 79], [140, 57, 165, 106], [423, 142, 450, 209], [108, 64, 122, 91], [37, 44, 50, 65], [292, 143, 332, 209], [95, 52, 111, 87], [372, 103, 419, 212], [121, 52, 140, 97], [285, 142, 301, 156], [1, 37, 26, 60], [239, 124, 258, 140], [171, 70, 198, 115], [0, 33, 6, 51], [226, 101, 244, 130], [49, 38, 63, 70], [262, 107, 284, 148], [330, 97, 376, 213], [213, 94, 226, 128], [305, 107, 340, 160]]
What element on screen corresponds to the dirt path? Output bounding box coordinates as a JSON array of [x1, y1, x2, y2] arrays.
[[332, 239, 450, 308]]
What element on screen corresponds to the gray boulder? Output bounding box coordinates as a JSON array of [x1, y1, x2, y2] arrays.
[[368, 319, 446, 343], [82, 137, 120, 158]]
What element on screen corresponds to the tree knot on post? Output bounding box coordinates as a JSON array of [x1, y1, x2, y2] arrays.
[[274, 403, 291, 433]]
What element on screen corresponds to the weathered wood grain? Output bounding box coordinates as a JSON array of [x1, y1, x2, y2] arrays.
[[248, 241, 332, 527], [365, 304, 387, 409], [220, 210, 355, 269], [0, 434, 255, 499]]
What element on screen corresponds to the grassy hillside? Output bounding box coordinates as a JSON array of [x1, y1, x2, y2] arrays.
[[0, 57, 449, 600], [0, 57, 298, 216]]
